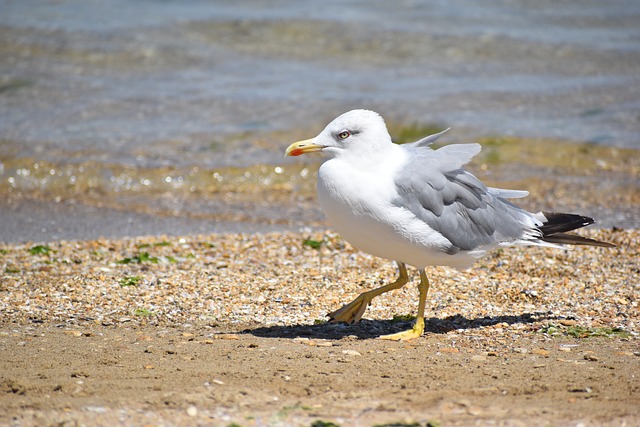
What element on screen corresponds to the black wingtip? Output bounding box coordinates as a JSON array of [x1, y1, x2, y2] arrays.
[[539, 212, 614, 247], [539, 212, 594, 235]]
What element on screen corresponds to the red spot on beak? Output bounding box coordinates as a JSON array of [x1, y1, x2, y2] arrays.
[[289, 148, 304, 157]]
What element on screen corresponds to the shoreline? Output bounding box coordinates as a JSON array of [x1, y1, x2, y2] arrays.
[[0, 197, 635, 246], [1, 133, 638, 244], [0, 199, 302, 244]]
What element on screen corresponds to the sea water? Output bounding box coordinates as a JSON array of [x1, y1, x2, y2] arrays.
[[0, 0, 638, 240]]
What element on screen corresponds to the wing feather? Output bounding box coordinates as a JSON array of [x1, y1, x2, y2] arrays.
[[405, 127, 451, 147], [394, 143, 536, 252]]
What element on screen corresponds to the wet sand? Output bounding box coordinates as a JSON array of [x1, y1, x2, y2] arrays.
[[0, 199, 294, 244]]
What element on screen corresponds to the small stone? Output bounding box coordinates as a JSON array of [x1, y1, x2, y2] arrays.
[[342, 350, 361, 356], [532, 348, 550, 357], [186, 405, 198, 417], [583, 354, 598, 362], [559, 319, 577, 326], [311, 341, 333, 347], [64, 330, 83, 337], [568, 387, 592, 393], [471, 355, 487, 362], [213, 334, 239, 340]]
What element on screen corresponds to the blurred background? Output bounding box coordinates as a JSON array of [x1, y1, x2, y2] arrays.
[[1, 0, 638, 242]]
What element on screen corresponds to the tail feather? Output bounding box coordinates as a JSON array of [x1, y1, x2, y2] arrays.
[[542, 232, 615, 248], [537, 212, 614, 248]]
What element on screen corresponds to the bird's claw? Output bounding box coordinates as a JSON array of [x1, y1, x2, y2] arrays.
[[379, 317, 425, 341], [327, 295, 370, 324]]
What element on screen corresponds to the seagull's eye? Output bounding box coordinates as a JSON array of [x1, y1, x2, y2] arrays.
[[337, 130, 351, 140]]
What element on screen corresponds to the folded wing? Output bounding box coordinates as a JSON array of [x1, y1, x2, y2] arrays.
[[393, 143, 539, 254]]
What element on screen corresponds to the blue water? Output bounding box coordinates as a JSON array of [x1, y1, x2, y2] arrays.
[[1, 0, 639, 170]]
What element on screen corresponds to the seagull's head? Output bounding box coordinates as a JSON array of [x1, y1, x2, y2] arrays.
[[285, 109, 392, 159]]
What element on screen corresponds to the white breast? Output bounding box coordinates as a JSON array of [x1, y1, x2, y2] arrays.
[[316, 153, 477, 269]]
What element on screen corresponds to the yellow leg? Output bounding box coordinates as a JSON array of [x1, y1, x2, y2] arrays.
[[380, 269, 430, 341], [328, 262, 408, 324]]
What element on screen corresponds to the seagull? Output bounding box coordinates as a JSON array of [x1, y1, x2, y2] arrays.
[[285, 109, 613, 340]]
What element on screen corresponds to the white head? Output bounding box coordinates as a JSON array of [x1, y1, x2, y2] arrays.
[[285, 109, 393, 159]]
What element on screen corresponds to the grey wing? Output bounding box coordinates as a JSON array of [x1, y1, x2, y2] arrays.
[[393, 144, 538, 253]]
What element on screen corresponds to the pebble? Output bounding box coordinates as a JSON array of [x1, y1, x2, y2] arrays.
[[342, 350, 362, 356], [559, 319, 577, 326], [186, 405, 198, 417], [0, 229, 635, 345], [311, 341, 333, 347], [532, 349, 550, 357], [568, 387, 593, 393], [213, 334, 239, 340], [83, 406, 107, 413]]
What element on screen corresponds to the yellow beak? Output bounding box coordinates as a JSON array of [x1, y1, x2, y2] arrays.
[[284, 138, 325, 157]]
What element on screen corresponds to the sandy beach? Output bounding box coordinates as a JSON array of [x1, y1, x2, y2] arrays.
[[2, 1, 639, 425], [1, 228, 638, 426]]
